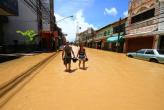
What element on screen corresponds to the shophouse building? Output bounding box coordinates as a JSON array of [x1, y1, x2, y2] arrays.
[[76, 28, 95, 47], [124, 0, 164, 52], [0, 0, 60, 53], [94, 18, 127, 52]]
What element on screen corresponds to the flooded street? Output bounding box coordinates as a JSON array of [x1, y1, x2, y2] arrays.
[[1, 47, 164, 110]]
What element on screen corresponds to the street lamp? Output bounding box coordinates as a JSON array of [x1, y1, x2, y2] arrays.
[[55, 15, 73, 47], [57, 15, 73, 23]]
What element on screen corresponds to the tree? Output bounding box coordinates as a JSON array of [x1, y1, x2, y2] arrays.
[[16, 30, 37, 43]]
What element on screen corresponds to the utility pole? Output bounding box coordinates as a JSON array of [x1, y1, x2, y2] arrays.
[[37, 0, 43, 49], [117, 17, 122, 52], [76, 22, 79, 45], [75, 22, 80, 46]]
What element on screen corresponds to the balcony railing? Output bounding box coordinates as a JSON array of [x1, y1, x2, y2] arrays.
[[126, 17, 158, 35]]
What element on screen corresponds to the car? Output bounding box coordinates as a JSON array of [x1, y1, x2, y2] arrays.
[[127, 49, 164, 64], [59, 45, 65, 51]]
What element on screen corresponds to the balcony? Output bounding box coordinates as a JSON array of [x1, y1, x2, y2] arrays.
[[126, 17, 158, 36], [0, 0, 18, 16]]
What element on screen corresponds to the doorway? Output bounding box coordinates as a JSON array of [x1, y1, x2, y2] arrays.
[[159, 36, 164, 50]]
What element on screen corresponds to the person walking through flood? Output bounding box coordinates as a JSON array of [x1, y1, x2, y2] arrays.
[[62, 41, 75, 72], [77, 43, 88, 69]]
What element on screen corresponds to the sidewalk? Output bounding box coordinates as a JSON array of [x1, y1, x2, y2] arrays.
[[0, 52, 56, 86]]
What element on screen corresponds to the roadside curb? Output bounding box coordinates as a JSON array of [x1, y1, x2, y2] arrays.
[[0, 52, 60, 107]]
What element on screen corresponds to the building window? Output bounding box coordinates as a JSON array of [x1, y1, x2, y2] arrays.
[[98, 34, 101, 38], [104, 31, 107, 36], [131, 8, 155, 24], [98, 33, 102, 37], [113, 23, 125, 34], [108, 30, 110, 35]]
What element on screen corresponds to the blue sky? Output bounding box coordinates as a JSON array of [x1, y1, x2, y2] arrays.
[[54, 0, 129, 41]]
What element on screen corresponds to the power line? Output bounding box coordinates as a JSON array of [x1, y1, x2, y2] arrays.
[[23, 0, 54, 23]]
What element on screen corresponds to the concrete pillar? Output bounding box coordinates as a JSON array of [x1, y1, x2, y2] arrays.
[[123, 39, 128, 53], [153, 35, 160, 49]]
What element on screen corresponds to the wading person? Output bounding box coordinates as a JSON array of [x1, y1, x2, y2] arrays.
[[77, 44, 88, 69], [62, 41, 75, 72]]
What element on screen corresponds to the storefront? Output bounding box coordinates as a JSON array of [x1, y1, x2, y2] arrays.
[[87, 40, 93, 48], [0, 16, 8, 46], [107, 35, 124, 52], [159, 36, 164, 50], [94, 40, 101, 49], [41, 31, 53, 50], [124, 36, 155, 52], [100, 38, 107, 50], [53, 31, 59, 50]]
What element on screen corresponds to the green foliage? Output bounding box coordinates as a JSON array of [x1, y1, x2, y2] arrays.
[[16, 30, 37, 42]]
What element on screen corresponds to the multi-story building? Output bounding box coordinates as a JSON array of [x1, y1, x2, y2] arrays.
[[94, 18, 127, 52], [77, 30, 89, 45], [2, 0, 39, 49], [0, 0, 59, 53], [76, 28, 95, 47], [94, 25, 112, 49], [124, 0, 164, 52], [86, 28, 95, 48], [40, 0, 58, 50], [0, 0, 18, 49]]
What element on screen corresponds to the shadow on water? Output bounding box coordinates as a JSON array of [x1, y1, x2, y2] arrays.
[[0, 56, 21, 63], [64, 68, 78, 73], [80, 67, 89, 70], [69, 69, 78, 73], [64, 67, 89, 73]]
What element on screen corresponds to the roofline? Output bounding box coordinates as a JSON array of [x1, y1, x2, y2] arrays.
[[78, 27, 94, 35], [96, 17, 128, 32]]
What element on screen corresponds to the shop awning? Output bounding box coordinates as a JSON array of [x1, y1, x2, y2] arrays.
[[107, 35, 124, 43]]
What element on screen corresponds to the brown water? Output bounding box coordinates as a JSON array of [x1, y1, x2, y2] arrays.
[[1, 47, 164, 110]]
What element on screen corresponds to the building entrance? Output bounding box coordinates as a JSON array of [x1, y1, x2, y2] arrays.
[[159, 36, 164, 50]]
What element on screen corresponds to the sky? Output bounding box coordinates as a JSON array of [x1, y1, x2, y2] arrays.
[[54, 0, 129, 42]]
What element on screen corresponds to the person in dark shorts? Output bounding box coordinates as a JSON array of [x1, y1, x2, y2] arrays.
[[62, 41, 75, 72], [77, 43, 88, 69]]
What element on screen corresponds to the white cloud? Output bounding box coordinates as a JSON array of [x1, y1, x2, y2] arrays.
[[55, 10, 97, 42], [56, 0, 94, 16], [104, 7, 118, 16], [123, 10, 128, 17]]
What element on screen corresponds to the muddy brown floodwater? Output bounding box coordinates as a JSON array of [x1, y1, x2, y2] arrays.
[[1, 46, 164, 110]]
